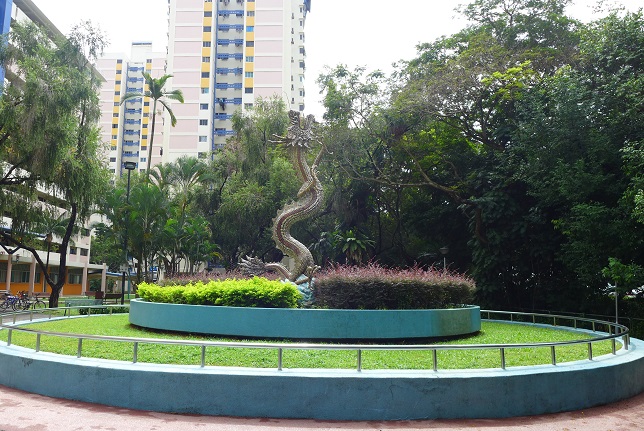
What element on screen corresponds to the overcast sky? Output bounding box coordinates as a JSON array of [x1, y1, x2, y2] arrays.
[[32, 0, 644, 119]]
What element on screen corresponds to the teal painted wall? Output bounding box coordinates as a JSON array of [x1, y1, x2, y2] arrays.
[[129, 300, 481, 339], [0, 334, 642, 420]]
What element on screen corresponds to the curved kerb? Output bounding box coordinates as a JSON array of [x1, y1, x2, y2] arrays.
[[0, 309, 642, 420]]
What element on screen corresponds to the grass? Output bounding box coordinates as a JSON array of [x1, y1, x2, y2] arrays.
[[0, 314, 616, 370]]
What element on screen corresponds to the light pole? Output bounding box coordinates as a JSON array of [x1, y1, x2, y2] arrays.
[[122, 161, 137, 305], [42, 233, 52, 293], [439, 246, 449, 271]]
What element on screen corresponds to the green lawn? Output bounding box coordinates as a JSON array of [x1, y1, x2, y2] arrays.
[[0, 314, 616, 370]]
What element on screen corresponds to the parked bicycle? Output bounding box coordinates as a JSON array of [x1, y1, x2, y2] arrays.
[[0, 292, 47, 312]]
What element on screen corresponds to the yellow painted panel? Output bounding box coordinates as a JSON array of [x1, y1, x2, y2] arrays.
[[112, 117, 119, 124], [245, 63, 254, 72], [203, 17, 212, 26], [245, 47, 254, 56], [115, 63, 123, 70], [204, 1, 212, 12], [113, 95, 121, 103], [201, 78, 210, 88], [201, 63, 210, 72], [143, 106, 150, 113], [246, 17, 255, 26], [114, 84, 121, 90], [244, 78, 253, 87], [113, 106, 120, 113], [202, 47, 211, 56], [202, 31, 212, 41], [246, 32, 255, 41], [247, 2, 255, 11]]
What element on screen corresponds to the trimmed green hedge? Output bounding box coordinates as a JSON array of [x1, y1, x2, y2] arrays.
[[137, 277, 301, 308], [312, 264, 476, 310]]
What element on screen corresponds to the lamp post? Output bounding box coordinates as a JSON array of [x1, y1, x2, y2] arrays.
[[42, 233, 52, 293], [122, 161, 137, 305], [439, 246, 449, 271]]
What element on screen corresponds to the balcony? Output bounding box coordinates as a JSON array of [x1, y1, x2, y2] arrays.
[[215, 67, 243, 75]]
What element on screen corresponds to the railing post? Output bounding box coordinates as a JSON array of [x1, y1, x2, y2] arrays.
[[587, 342, 593, 360], [277, 348, 283, 371], [611, 338, 616, 355], [77, 338, 83, 358], [551, 346, 556, 365], [357, 349, 362, 372], [500, 348, 506, 370], [201, 345, 206, 367], [36, 333, 41, 352], [133, 342, 138, 363], [432, 349, 438, 371], [7, 328, 12, 346]]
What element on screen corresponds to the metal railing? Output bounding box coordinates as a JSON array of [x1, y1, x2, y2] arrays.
[[0, 307, 631, 372]]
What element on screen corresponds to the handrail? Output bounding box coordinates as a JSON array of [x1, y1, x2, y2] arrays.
[[0, 306, 632, 372]]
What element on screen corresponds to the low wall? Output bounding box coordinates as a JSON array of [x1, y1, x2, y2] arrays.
[[0, 332, 642, 420], [128, 300, 481, 339]]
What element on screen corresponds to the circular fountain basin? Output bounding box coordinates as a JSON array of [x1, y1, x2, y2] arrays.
[[129, 299, 481, 339]]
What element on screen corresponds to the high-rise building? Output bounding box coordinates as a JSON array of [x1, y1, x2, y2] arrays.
[[96, 44, 166, 177], [163, 0, 311, 162]]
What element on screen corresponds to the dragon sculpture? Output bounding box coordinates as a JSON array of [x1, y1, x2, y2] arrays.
[[240, 110, 325, 285]]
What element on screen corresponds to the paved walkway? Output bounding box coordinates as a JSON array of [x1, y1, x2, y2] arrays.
[[0, 385, 642, 431]]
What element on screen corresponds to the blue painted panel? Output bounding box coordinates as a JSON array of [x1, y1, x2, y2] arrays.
[[129, 300, 481, 339], [0, 334, 642, 420]]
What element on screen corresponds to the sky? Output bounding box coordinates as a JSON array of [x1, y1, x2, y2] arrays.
[[31, 0, 644, 119]]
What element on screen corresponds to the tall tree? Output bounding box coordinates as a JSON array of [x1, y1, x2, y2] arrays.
[[120, 73, 184, 177], [0, 20, 110, 306]]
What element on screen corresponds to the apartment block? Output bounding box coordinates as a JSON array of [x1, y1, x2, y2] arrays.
[[163, 0, 311, 162], [96, 44, 166, 177]]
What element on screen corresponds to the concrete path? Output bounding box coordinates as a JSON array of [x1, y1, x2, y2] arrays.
[[0, 384, 642, 431]]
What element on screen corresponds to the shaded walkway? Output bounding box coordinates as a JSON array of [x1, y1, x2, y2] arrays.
[[0, 384, 642, 430]]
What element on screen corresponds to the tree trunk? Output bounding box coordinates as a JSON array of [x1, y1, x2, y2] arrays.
[[48, 203, 77, 308]]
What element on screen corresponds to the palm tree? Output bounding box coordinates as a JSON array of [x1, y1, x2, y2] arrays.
[[120, 73, 184, 177]]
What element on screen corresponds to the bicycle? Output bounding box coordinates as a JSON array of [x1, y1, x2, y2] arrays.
[[16, 291, 47, 310], [0, 294, 21, 311]]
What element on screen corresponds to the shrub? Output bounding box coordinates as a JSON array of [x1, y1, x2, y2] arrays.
[[312, 264, 476, 310], [137, 277, 301, 308]]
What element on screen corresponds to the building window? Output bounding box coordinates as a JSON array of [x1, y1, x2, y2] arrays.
[[204, 11, 212, 17], [245, 56, 254, 62], [246, 26, 254, 32], [203, 41, 211, 47], [203, 26, 211, 32], [111, 146, 117, 151], [143, 113, 149, 117], [247, 11, 255, 17], [199, 119, 208, 126], [113, 113, 119, 117], [80, 248, 88, 256], [113, 102, 119, 106], [201, 87, 209, 94], [199, 136, 207, 142], [115, 91, 120, 95], [112, 135, 118, 139], [70, 247, 77, 255], [244, 87, 253, 94], [201, 72, 210, 78], [200, 104, 208, 110], [69, 273, 82, 284], [116, 69, 122, 74], [117, 59, 123, 64], [146, 58, 152, 63], [142, 135, 148, 139], [110, 157, 116, 162], [115, 80, 121, 85], [246, 41, 254, 47], [245, 72, 254, 77], [144, 101, 150, 106], [112, 124, 118, 129], [244, 103, 253, 109], [143, 124, 148, 128], [202, 56, 210, 62]]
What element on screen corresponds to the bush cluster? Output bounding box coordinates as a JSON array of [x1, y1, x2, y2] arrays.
[[311, 264, 476, 310], [137, 277, 301, 308]]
